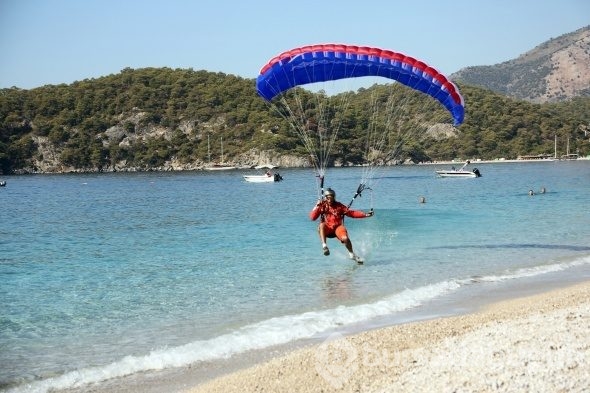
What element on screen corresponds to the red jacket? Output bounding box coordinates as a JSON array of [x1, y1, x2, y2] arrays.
[[310, 200, 367, 230]]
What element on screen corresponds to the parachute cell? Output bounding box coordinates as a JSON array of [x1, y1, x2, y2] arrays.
[[256, 44, 464, 125]]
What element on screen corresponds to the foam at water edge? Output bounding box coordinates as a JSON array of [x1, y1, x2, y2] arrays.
[[459, 255, 590, 284], [8, 281, 462, 393]]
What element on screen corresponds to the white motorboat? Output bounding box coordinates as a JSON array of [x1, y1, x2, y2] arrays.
[[243, 165, 283, 183], [435, 161, 481, 178]]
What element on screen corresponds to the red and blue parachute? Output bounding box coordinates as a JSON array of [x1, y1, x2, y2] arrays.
[[256, 44, 464, 126]]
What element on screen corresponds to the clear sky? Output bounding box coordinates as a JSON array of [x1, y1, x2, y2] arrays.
[[1, 0, 589, 89]]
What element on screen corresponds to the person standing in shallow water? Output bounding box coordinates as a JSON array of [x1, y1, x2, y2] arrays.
[[309, 188, 373, 264]]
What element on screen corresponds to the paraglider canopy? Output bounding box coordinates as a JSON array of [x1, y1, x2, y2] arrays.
[[256, 43, 466, 207], [256, 43, 464, 126]]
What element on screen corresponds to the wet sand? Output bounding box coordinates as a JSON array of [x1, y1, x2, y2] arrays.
[[184, 280, 590, 393]]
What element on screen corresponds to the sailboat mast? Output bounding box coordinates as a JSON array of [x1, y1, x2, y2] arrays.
[[207, 135, 211, 164]]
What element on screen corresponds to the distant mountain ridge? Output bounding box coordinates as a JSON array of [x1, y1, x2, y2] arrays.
[[451, 25, 590, 103]]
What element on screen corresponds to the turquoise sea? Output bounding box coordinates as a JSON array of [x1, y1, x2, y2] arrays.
[[1, 161, 590, 392]]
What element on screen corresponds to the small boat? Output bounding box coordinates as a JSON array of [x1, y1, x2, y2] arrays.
[[204, 135, 236, 170], [435, 161, 481, 178], [559, 136, 578, 160], [560, 153, 578, 160], [0, 181, 6, 187], [205, 164, 236, 171], [243, 165, 283, 183]]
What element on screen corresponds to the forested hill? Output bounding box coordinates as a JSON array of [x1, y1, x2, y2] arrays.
[[1, 67, 589, 174]]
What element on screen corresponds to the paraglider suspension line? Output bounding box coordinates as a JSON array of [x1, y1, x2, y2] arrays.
[[348, 183, 371, 208]]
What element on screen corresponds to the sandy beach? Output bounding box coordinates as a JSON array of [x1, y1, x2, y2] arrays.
[[185, 281, 589, 393]]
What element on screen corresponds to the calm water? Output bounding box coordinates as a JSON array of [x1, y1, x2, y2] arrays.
[[1, 161, 589, 392]]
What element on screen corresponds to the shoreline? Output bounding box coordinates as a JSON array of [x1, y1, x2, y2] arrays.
[[183, 279, 590, 393], [55, 263, 590, 393], [4, 156, 589, 176]]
